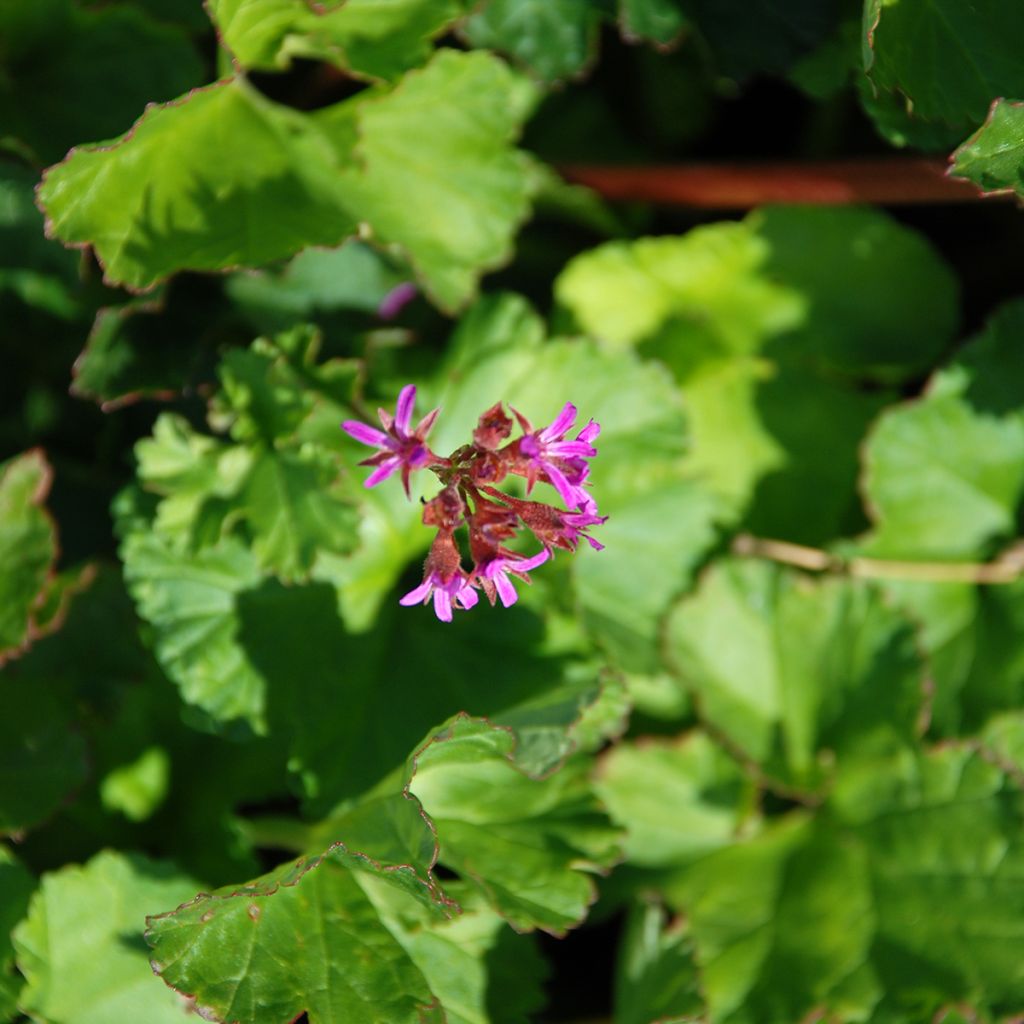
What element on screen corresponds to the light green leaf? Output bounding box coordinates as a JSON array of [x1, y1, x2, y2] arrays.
[[0, 450, 58, 663], [951, 99, 1024, 198], [862, 300, 1024, 560], [99, 746, 171, 823], [39, 77, 360, 291], [664, 560, 925, 793], [120, 529, 266, 732], [864, 0, 1024, 130], [316, 49, 538, 311], [146, 846, 448, 1024], [596, 731, 756, 868], [0, 848, 34, 1019], [615, 899, 703, 1024], [210, 0, 470, 80], [403, 716, 620, 934], [13, 850, 201, 1024], [462, 0, 600, 83]]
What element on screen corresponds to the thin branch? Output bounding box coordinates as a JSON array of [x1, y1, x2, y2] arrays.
[[558, 158, 1006, 208], [732, 534, 1024, 585]]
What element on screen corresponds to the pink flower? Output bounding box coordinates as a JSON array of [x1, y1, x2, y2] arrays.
[[477, 547, 549, 608], [399, 530, 477, 622], [512, 402, 600, 510], [342, 385, 439, 497], [399, 570, 478, 622], [378, 281, 418, 320]]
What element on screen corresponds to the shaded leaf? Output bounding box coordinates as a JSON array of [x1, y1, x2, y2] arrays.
[[0, 1, 204, 162], [864, 0, 1024, 131], [862, 300, 1024, 560], [664, 560, 925, 794], [0, 450, 58, 664], [462, 0, 601, 84], [615, 899, 704, 1024], [13, 850, 201, 1024], [0, 848, 34, 1019], [618, 0, 688, 46]]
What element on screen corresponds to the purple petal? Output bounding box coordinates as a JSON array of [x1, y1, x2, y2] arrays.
[[342, 421, 391, 448], [514, 548, 550, 572], [395, 385, 417, 436], [457, 583, 479, 610], [378, 281, 418, 320], [365, 457, 402, 488], [493, 571, 518, 607], [548, 439, 597, 459], [400, 578, 434, 606], [539, 402, 577, 442], [583, 534, 605, 551], [433, 588, 453, 622], [577, 419, 600, 444], [520, 435, 541, 458], [544, 461, 583, 509]]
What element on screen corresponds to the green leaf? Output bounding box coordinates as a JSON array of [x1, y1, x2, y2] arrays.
[[0, 848, 34, 1019], [862, 300, 1024, 560], [664, 560, 925, 793], [402, 716, 620, 934], [315, 50, 538, 311], [0, 450, 58, 663], [41, 52, 536, 310], [209, 0, 470, 80], [618, 0, 688, 45], [462, 0, 601, 84], [595, 731, 756, 868], [242, 447, 358, 583], [99, 745, 171, 822], [614, 899, 704, 1024], [0, 670, 88, 837], [120, 529, 267, 732], [39, 78, 360, 291], [864, 0, 1024, 131], [753, 205, 959, 381], [951, 99, 1024, 198], [13, 850, 202, 1024], [0, 2, 204, 162], [147, 846, 449, 1024]]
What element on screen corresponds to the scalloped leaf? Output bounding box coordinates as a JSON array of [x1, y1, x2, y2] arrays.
[[39, 52, 536, 310], [147, 846, 449, 1024], [12, 851, 202, 1024], [864, 0, 1024, 131], [595, 731, 756, 868], [951, 99, 1024, 198], [401, 716, 620, 935], [862, 300, 1024, 560], [664, 560, 925, 794], [0, 450, 58, 664], [209, 0, 470, 80]]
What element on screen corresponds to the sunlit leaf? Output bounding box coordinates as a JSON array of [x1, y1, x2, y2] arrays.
[[13, 850, 201, 1024], [951, 98, 1024, 198]]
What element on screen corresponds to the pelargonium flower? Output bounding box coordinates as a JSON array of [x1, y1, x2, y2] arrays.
[[341, 385, 440, 497], [512, 402, 600, 510], [399, 530, 478, 622], [476, 547, 549, 608]]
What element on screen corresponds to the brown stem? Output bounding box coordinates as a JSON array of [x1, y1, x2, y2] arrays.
[[558, 158, 1004, 208], [732, 534, 1024, 585]]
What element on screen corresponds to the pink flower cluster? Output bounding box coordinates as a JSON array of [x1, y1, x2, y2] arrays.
[[342, 386, 606, 622]]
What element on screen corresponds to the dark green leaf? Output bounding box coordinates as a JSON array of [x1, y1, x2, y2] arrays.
[[0, 848, 34, 1019]]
